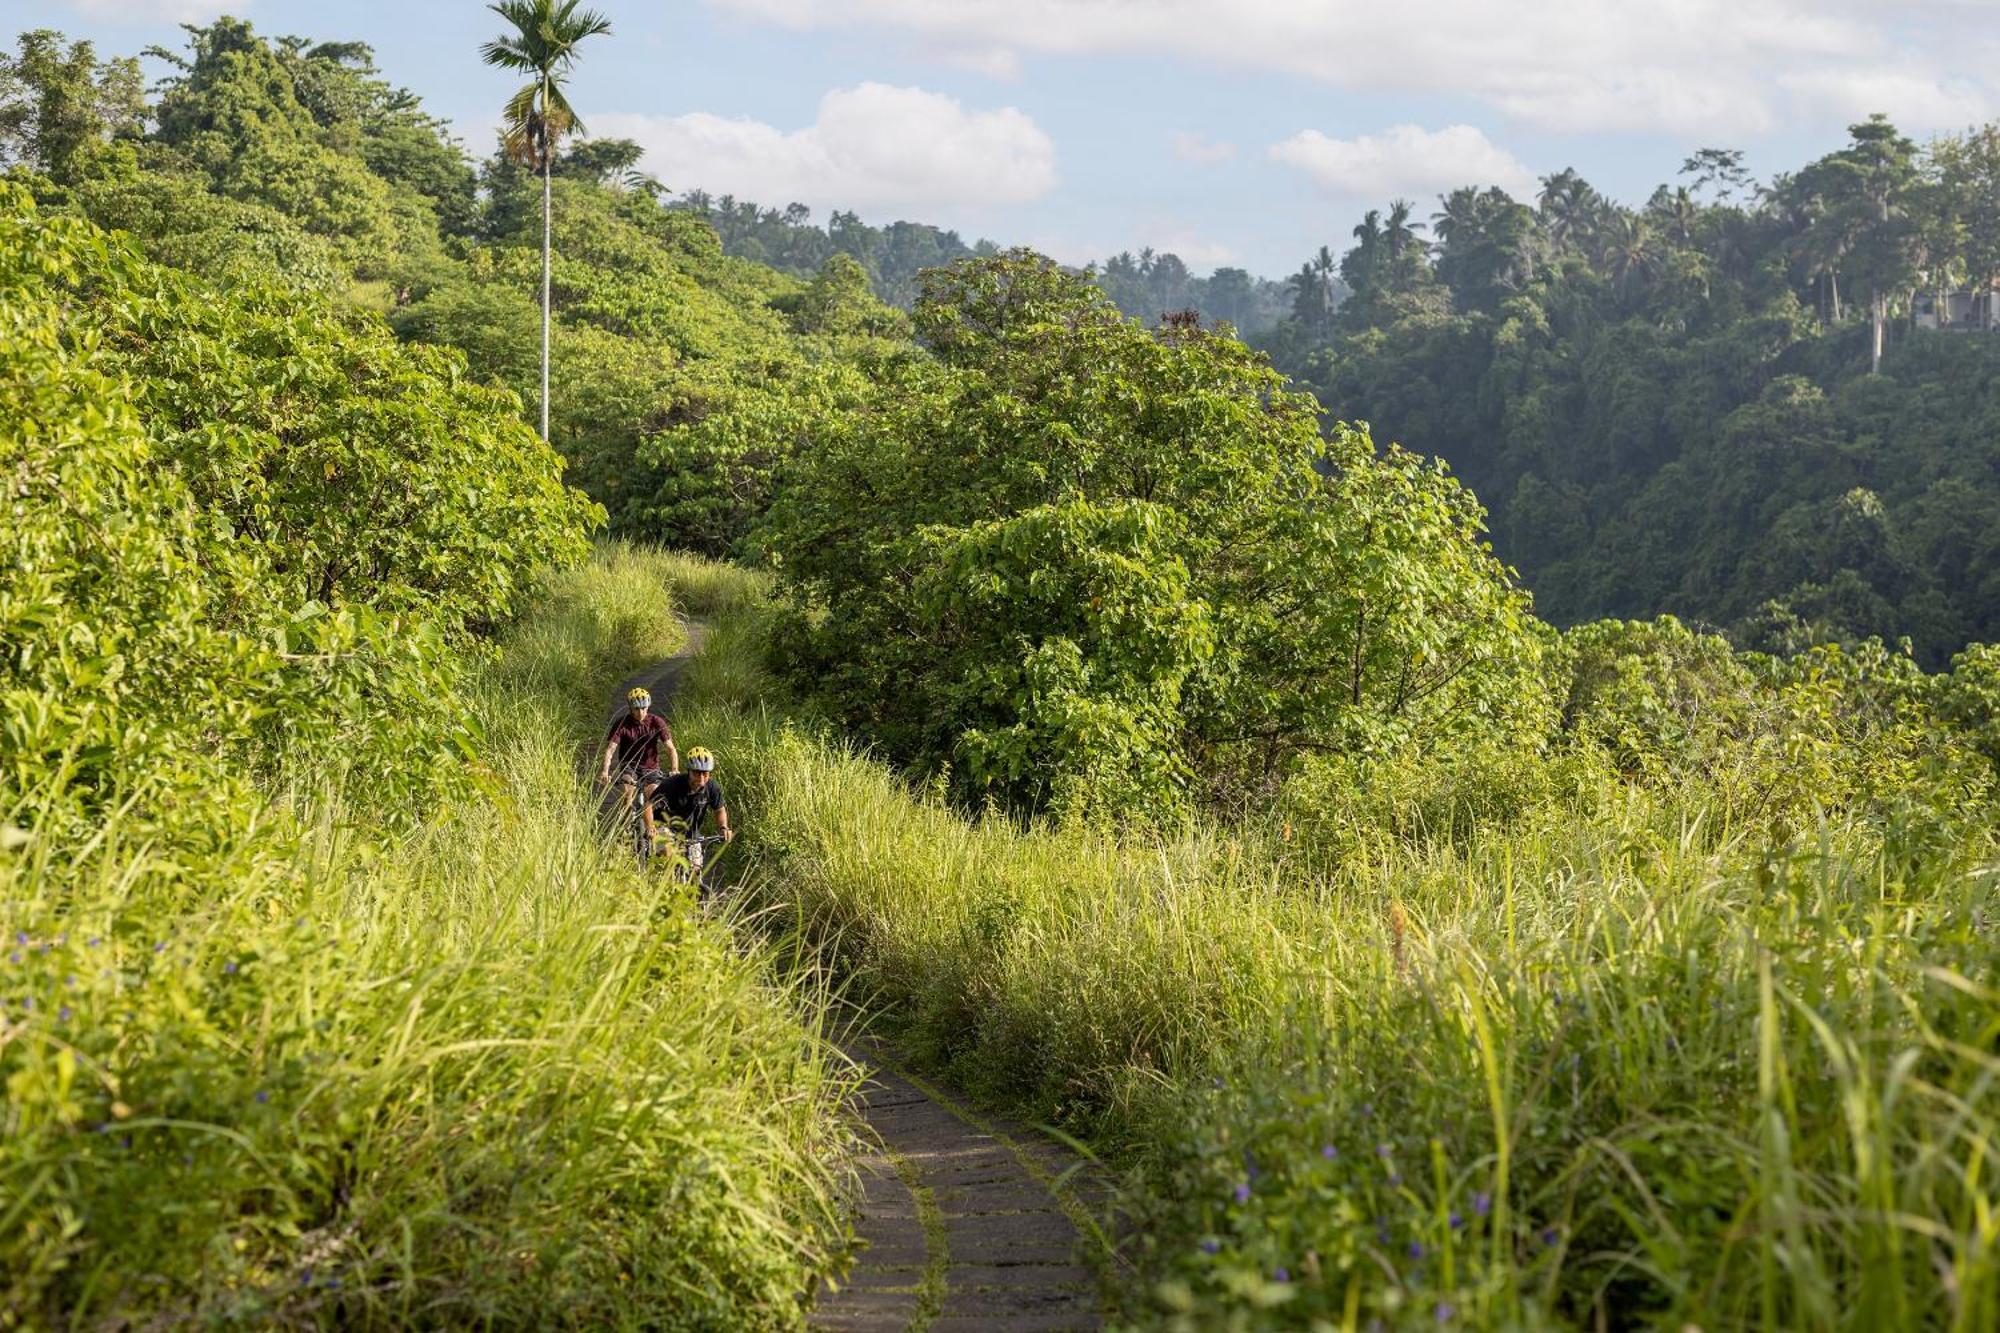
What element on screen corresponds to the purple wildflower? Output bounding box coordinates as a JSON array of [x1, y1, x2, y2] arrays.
[[1321, 1144, 1338, 1159], [1449, 1211, 1464, 1230], [58, 1006, 71, 1021], [1273, 1267, 1289, 1283], [1387, 1172, 1403, 1187], [14, 932, 25, 946], [1376, 1143, 1392, 1158], [223, 961, 238, 974], [7, 951, 18, 965], [1234, 1183, 1251, 1204], [1199, 1238, 1220, 1255], [255, 1090, 269, 1105], [87, 937, 100, 948], [1407, 1241, 1425, 1260], [153, 942, 166, 954], [1541, 1226, 1561, 1247], [1435, 1301, 1457, 1323], [1472, 1191, 1492, 1217]]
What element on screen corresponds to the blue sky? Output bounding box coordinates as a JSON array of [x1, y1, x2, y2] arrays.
[[24, 0, 2000, 276]]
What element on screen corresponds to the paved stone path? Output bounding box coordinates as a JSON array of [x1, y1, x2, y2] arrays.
[[616, 625, 1109, 1330], [810, 1044, 1106, 1332]]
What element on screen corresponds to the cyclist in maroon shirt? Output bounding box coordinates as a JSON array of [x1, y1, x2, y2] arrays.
[[599, 686, 678, 853]]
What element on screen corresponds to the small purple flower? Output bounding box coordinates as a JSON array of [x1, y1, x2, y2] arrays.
[[7, 951, 18, 965], [119, 1135, 131, 1149], [255, 1090, 269, 1105], [65, 975, 76, 988], [1435, 1301, 1457, 1323], [1273, 1267, 1289, 1283], [1449, 1211, 1464, 1230], [1387, 1172, 1403, 1187], [1199, 1238, 1220, 1254], [1321, 1144, 1338, 1159], [14, 932, 25, 946], [1376, 1225, 1392, 1245], [1407, 1241, 1425, 1260], [1472, 1191, 1492, 1217], [153, 942, 166, 954], [87, 937, 101, 948], [1541, 1226, 1561, 1247], [1234, 1183, 1252, 1204], [1376, 1143, 1392, 1158], [1358, 1101, 1373, 1118], [1211, 1076, 1224, 1089], [223, 961, 238, 975], [58, 1006, 71, 1021]]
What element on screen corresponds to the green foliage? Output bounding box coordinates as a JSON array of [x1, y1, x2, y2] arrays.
[[0, 188, 597, 830], [1269, 117, 2000, 666], [0, 29, 144, 180], [666, 557, 2000, 1333], [763, 252, 1536, 820], [1, 548, 854, 1327]]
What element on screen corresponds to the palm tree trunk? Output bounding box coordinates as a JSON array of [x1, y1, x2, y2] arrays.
[[540, 136, 552, 442], [1830, 270, 1841, 324], [1871, 288, 1885, 373]]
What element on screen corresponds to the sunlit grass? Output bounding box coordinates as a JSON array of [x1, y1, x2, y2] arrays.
[[666, 556, 2000, 1332], [1, 544, 855, 1328]]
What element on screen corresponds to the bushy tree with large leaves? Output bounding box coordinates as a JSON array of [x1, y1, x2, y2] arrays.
[[764, 252, 1537, 821]]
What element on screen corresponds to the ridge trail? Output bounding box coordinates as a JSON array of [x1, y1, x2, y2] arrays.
[[614, 619, 1108, 1331]]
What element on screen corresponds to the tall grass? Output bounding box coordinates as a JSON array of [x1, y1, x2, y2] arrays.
[[667, 559, 2000, 1331], [1, 544, 854, 1328]]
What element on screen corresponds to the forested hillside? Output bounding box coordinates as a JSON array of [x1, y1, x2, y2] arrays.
[[1256, 132, 2000, 665], [7, 12, 2000, 1331]]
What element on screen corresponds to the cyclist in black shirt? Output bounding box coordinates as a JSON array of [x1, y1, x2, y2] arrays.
[[651, 746, 732, 876]]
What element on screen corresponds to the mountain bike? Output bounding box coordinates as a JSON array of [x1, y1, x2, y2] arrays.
[[673, 832, 729, 891]]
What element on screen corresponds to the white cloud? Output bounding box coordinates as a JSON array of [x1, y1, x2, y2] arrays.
[[596, 83, 1056, 215], [1171, 132, 1236, 165], [1270, 124, 1536, 202], [1780, 64, 1992, 132], [704, 0, 2000, 139], [63, 0, 240, 17], [931, 45, 1023, 80]]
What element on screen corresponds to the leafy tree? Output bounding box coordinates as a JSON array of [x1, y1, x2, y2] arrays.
[[763, 252, 1535, 820], [480, 0, 612, 440], [0, 29, 144, 181]]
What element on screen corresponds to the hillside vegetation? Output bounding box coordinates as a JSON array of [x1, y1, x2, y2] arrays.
[[7, 13, 2000, 1332], [0, 186, 851, 1326], [666, 555, 2000, 1332], [1261, 129, 2000, 666]]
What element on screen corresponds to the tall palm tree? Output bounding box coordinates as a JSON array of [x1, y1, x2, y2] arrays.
[[481, 0, 612, 442]]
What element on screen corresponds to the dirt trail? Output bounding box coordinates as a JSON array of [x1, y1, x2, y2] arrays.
[[618, 621, 1109, 1331]]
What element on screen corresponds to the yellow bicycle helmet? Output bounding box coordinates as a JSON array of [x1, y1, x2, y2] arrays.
[[685, 747, 716, 772], [626, 687, 652, 708]]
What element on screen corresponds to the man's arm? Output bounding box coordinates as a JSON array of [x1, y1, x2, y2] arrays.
[[714, 795, 732, 841], [599, 736, 619, 782], [663, 722, 679, 774]]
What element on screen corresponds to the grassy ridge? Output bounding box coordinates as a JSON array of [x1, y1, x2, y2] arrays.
[[2, 546, 853, 1328], [663, 555, 2000, 1331]]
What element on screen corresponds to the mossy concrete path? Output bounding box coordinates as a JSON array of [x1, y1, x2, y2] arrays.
[[615, 622, 1109, 1330], [810, 1042, 1107, 1332]]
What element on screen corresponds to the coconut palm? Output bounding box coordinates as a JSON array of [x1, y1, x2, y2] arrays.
[[481, 0, 612, 441]]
